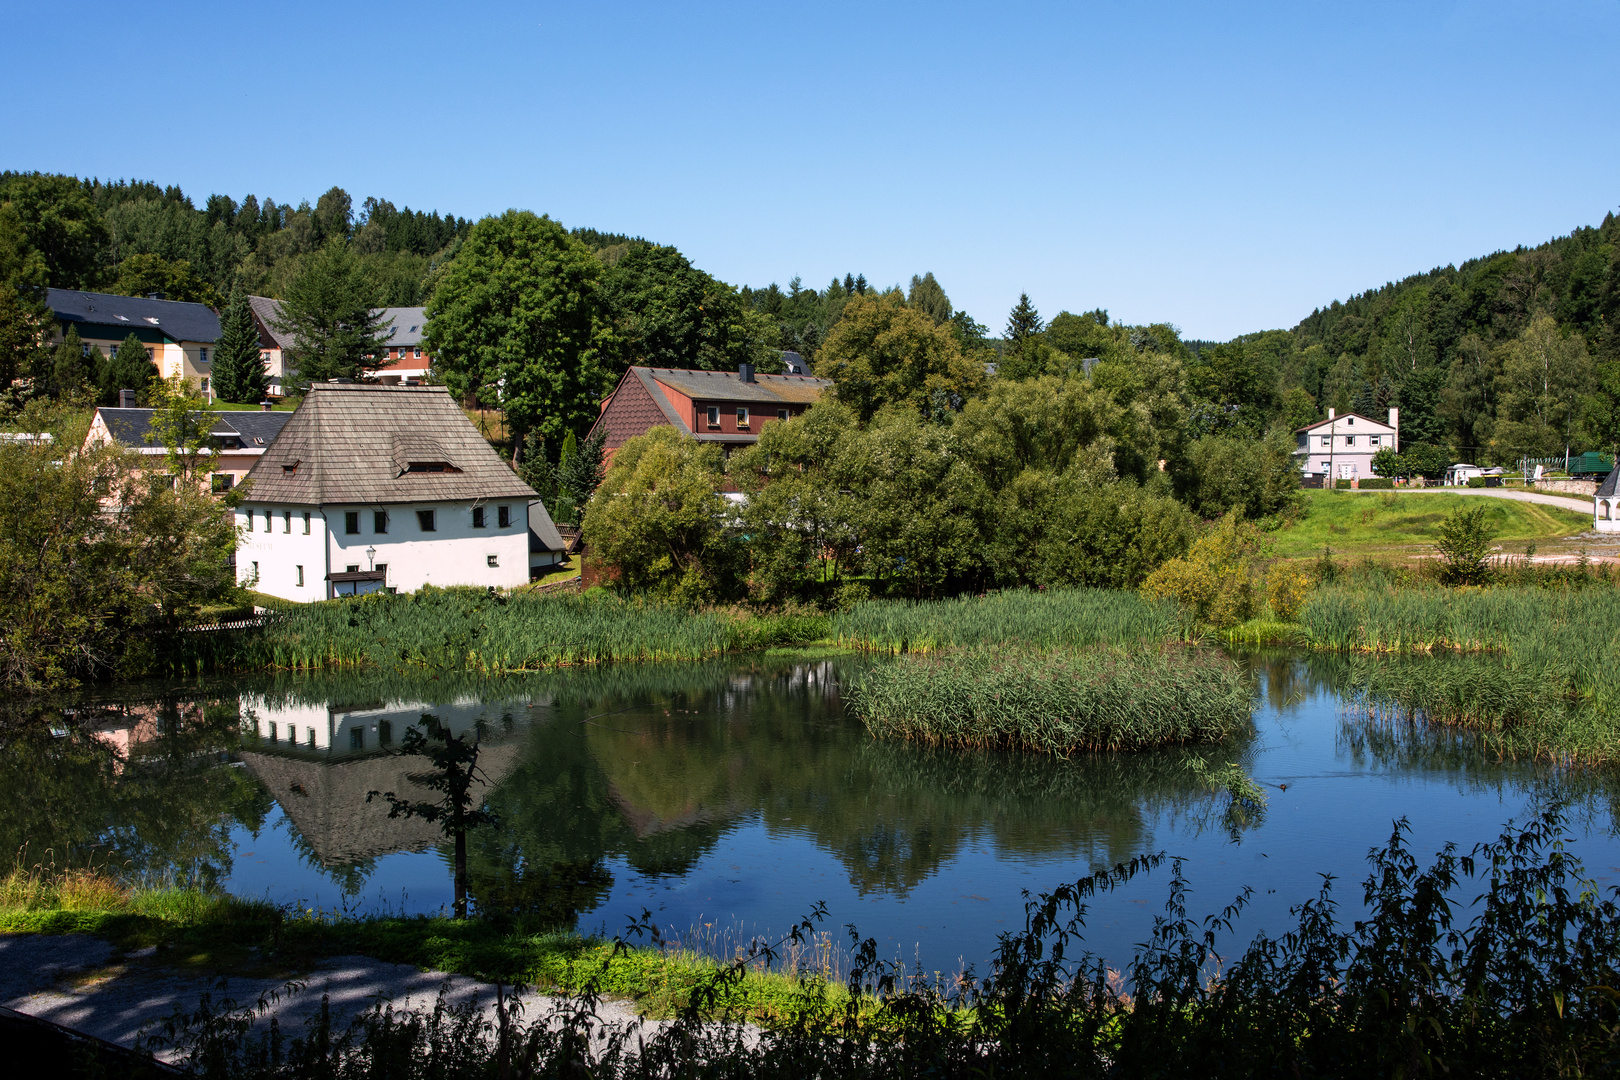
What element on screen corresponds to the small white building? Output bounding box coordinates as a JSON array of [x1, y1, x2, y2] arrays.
[[1596, 468, 1620, 533], [1444, 463, 1483, 487], [1293, 408, 1400, 482], [235, 382, 541, 601]]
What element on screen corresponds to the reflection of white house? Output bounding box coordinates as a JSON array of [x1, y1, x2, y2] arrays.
[[1293, 409, 1400, 481], [1596, 468, 1620, 533], [234, 383, 543, 601], [239, 694, 518, 753]]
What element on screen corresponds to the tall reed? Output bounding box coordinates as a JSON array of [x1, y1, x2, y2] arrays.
[[830, 588, 1192, 654], [847, 645, 1252, 754]]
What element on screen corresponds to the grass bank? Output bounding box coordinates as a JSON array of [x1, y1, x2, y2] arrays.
[[1270, 489, 1590, 559], [848, 645, 1251, 754], [0, 869, 849, 1025]]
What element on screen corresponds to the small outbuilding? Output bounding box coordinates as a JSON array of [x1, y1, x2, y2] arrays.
[[1596, 467, 1620, 533]]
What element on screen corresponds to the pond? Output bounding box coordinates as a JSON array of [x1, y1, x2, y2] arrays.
[[7, 651, 1620, 973]]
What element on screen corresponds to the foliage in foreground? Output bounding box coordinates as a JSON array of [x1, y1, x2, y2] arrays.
[[848, 645, 1252, 754], [132, 805, 1620, 1079]]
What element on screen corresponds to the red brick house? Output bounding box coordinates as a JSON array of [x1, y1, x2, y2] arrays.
[[590, 364, 831, 467]]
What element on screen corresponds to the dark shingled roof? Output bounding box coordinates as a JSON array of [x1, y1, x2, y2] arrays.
[[528, 499, 566, 553], [47, 289, 221, 343], [248, 295, 295, 349], [239, 383, 537, 506], [646, 367, 831, 405], [1598, 467, 1620, 499], [97, 407, 292, 449]]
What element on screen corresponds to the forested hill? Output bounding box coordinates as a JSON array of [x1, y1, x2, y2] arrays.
[[1198, 210, 1620, 462]]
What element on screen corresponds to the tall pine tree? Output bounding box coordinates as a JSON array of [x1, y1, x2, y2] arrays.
[[1005, 293, 1045, 355], [212, 287, 267, 403], [101, 332, 159, 406]]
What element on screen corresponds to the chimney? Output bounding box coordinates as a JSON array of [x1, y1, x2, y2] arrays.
[[119, 389, 136, 409], [1328, 408, 1335, 421], [739, 362, 755, 383], [260, 400, 273, 412], [1389, 407, 1399, 452]]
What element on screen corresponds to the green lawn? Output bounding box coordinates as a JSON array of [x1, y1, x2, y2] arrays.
[[1271, 490, 1591, 559], [209, 399, 296, 411]]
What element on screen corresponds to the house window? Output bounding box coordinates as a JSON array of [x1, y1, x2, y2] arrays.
[[81, 342, 91, 357], [374, 563, 387, 578], [307, 727, 316, 747], [346, 564, 360, 573], [350, 727, 364, 750], [497, 505, 511, 528], [345, 511, 360, 534], [268, 722, 277, 742], [1320, 435, 1330, 447], [706, 406, 720, 428], [283, 510, 291, 533], [211, 473, 234, 493], [200, 377, 210, 394], [263, 509, 273, 532], [487, 554, 499, 567], [379, 720, 392, 745], [736, 407, 750, 428], [251, 560, 258, 580], [777, 409, 789, 421], [472, 506, 486, 528], [1370, 435, 1381, 447], [200, 348, 209, 365], [1347, 417, 1355, 425], [374, 510, 388, 533], [296, 565, 304, 587], [1319, 461, 1329, 473], [413, 347, 422, 359], [1344, 436, 1355, 447], [303, 512, 310, 534], [417, 509, 436, 532]]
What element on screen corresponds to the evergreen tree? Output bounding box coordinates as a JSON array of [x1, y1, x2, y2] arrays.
[[49, 326, 92, 398], [211, 287, 267, 403], [101, 332, 159, 405], [274, 238, 389, 388], [1005, 293, 1045, 354], [907, 272, 952, 325]]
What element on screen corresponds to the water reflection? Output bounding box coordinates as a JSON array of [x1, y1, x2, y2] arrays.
[[7, 653, 1619, 948]]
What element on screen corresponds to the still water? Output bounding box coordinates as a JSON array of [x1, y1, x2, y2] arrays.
[[8, 653, 1619, 972]]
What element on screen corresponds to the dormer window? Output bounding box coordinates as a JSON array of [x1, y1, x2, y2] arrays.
[[406, 461, 455, 473], [282, 460, 299, 474]]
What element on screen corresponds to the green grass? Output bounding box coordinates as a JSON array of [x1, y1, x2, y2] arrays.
[[208, 400, 296, 411], [1270, 490, 1589, 559], [847, 645, 1252, 754], [828, 588, 1192, 654], [0, 870, 855, 1025]]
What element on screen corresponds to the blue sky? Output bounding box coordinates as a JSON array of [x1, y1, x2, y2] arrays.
[[5, 1, 1617, 340]]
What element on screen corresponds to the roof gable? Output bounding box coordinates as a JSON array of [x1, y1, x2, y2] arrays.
[[1294, 411, 1397, 434], [1598, 467, 1620, 499], [48, 289, 221, 344], [239, 384, 536, 506]]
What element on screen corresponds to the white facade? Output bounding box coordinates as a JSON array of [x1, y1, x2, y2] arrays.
[[1293, 408, 1400, 481], [237, 499, 533, 601]]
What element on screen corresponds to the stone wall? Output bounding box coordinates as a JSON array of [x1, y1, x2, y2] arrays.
[[1534, 479, 1598, 496]]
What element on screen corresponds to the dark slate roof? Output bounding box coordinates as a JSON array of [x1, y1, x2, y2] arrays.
[[47, 289, 220, 343], [97, 407, 292, 449], [528, 500, 566, 553], [1598, 467, 1620, 498], [239, 383, 537, 506], [781, 350, 811, 375], [646, 367, 831, 405], [380, 307, 427, 347], [248, 296, 295, 349]]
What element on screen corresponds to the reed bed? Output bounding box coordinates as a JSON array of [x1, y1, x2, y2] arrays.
[[847, 645, 1253, 755], [829, 588, 1191, 654], [199, 589, 829, 674]]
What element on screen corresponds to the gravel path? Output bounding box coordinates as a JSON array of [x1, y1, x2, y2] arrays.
[[0, 934, 656, 1062]]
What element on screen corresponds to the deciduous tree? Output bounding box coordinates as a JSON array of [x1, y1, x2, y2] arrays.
[[817, 293, 984, 423]]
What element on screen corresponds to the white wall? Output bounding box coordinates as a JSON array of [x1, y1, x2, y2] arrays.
[[236, 500, 532, 602]]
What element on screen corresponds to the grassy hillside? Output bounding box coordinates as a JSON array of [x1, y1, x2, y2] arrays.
[[1270, 490, 1591, 559]]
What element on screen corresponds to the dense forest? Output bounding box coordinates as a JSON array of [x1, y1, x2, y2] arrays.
[[1, 169, 1616, 467]]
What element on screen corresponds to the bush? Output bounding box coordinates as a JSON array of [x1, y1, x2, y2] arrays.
[[1183, 429, 1304, 521], [1266, 565, 1312, 621], [1357, 478, 1395, 489], [1141, 513, 1266, 627], [1434, 505, 1496, 585]]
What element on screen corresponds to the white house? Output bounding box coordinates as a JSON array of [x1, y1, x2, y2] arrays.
[[1596, 468, 1620, 533], [1293, 408, 1400, 482], [234, 382, 540, 601]]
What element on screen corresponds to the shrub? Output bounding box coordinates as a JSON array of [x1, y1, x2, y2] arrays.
[[1266, 565, 1312, 621], [1141, 513, 1266, 628], [1434, 505, 1496, 585]]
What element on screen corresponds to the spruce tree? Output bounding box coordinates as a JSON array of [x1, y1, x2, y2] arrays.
[[50, 326, 92, 398], [1005, 293, 1045, 354], [101, 333, 159, 406], [212, 287, 267, 403]]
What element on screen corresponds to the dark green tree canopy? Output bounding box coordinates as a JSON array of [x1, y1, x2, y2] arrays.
[[274, 238, 389, 388], [211, 287, 267, 403]]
